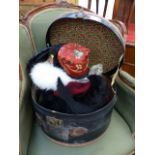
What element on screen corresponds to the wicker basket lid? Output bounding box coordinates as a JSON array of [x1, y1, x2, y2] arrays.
[[46, 11, 125, 74]]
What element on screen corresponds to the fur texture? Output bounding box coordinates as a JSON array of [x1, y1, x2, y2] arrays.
[[37, 75, 114, 114], [30, 61, 89, 91], [89, 64, 103, 76], [27, 45, 114, 114]]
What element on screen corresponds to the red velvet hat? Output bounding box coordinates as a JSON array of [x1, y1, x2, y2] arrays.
[[58, 43, 90, 78]]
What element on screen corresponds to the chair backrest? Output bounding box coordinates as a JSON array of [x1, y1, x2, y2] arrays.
[[23, 3, 84, 51], [87, 0, 109, 17], [87, 0, 135, 30], [113, 0, 135, 30]]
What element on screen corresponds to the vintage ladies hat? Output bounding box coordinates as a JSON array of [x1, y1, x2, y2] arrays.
[[57, 43, 90, 78]]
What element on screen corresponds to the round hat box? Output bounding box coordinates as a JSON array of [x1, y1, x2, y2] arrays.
[[30, 7, 125, 146]]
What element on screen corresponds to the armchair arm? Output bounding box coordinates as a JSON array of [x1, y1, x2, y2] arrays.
[[114, 70, 135, 133], [19, 24, 34, 155]]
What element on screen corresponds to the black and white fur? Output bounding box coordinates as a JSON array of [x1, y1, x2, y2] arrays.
[[27, 45, 114, 114]]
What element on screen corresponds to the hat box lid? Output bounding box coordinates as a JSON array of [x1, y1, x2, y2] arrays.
[[46, 10, 125, 75]]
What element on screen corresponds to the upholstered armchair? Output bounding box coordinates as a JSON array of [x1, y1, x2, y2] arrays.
[[19, 2, 135, 155]]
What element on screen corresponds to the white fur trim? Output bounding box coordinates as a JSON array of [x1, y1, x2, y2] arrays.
[[30, 62, 89, 91]]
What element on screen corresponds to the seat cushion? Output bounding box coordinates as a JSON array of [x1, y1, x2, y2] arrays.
[[28, 110, 134, 155]]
